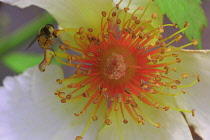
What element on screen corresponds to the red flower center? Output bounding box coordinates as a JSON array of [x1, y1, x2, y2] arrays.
[[40, 1, 199, 139]]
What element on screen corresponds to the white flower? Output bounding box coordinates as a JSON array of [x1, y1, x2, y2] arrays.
[[0, 0, 210, 140]]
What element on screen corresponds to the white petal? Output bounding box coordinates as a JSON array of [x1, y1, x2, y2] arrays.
[[97, 100, 193, 140], [173, 50, 210, 139], [0, 65, 62, 139], [0, 65, 106, 140], [114, 0, 163, 28], [0, 0, 113, 29]]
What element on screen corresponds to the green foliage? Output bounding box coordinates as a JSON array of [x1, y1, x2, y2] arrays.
[[2, 52, 61, 73], [155, 0, 207, 49]]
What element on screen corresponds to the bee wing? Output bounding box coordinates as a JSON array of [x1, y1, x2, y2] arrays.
[[25, 35, 39, 50]]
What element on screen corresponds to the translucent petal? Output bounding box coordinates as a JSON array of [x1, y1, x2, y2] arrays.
[[114, 0, 163, 29], [173, 49, 210, 139], [0, 65, 103, 140], [97, 103, 192, 140], [0, 0, 113, 30], [0, 65, 62, 139]]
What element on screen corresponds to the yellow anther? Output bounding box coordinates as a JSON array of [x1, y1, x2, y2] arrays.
[[82, 92, 89, 98], [58, 92, 65, 98], [173, 67, 177, 72], [131, 102, 138, 108], [150, 41, 156, 46], [123, 119, 128, 124], [155, 75, 161, 81], [102, 11, 106, 17], [182, 73, 188, 78], [75, 64, 80, 69], [74, 113, 79, 116], [107, 28, 112, 33], [163, 107, 170, 111], [138, 95, 144, 101], [138, 6, 144, 10], [128, 96, 134, 101], [116, 19, 121, 24], [160, 42, 166, 47], [88, 28, 93, 32], [197, 75, 200, 82], [192, 109, 195, 117], [176, 58, 181, 63], [59, 45, 65, 51], [158, 35, 163, 40], [153, 102, 160, 108], [114, 106, 119, 111], [92, 116, 98, 121], [175, 34, 182, 42], [104, 119, 112, 125], [66, 94, 71, 99], [181, 89, 186, 94], [137, 115, 144, 123], [157, 123, 161, 128], [75, 136, 83, 140], [171, 85, 177, 89], [78, 27, 84, 35], [175, 80, 181, 85], [93, 99, 99, 104], [116, 4, 119, 9], [54, 91, 59, 95], [172, 53, 178, 57], [124, 88, 133, 94], [80, 82, 86, 87], [67, 83, 75, 88], [132, 16, 137, 20], [159, 26, 164, 33], [56, 79, 62, 84], [61, 98, 66, 103], [117, 97, 122, 103], [75, 69, 81, 74], [135, 20, 140, 24], [149, 88, 155, 93], [160, 49, 165, 54], [192, 39, 198, 45], [173, 23, 178, 28], [112, 12, 116, 17], [147, 55, 152, 61], [124, 7, 129, 12], [139, 32, 144, 38], [140, 79, 145, 87], [184, 21, 190, 28], [151, 13, 157, 19]]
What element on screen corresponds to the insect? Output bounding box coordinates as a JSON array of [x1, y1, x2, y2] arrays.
[[26, 24, 57, 51]]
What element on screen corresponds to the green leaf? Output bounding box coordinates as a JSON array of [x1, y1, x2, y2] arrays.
[[2, 52, 61, 73], [155, 0, 207, 49], [0, 13, 55, 57]]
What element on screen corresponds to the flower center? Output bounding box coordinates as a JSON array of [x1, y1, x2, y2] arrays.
[[104, 52, 126, 80], [39, 1, 200, 139]]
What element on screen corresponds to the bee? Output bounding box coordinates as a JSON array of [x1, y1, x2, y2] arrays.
[[26, 24, 57, 51]]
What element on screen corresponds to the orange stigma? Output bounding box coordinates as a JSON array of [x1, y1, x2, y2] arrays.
[[40, 0, 200, 139]]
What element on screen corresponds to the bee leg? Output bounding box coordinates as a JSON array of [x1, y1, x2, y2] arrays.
[[44, 39, 48, 46], [50, 48, 56, 56], [45, 47, 56, 56]]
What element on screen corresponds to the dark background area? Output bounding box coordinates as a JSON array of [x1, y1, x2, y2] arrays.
[[0, 1, 210, 86]]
